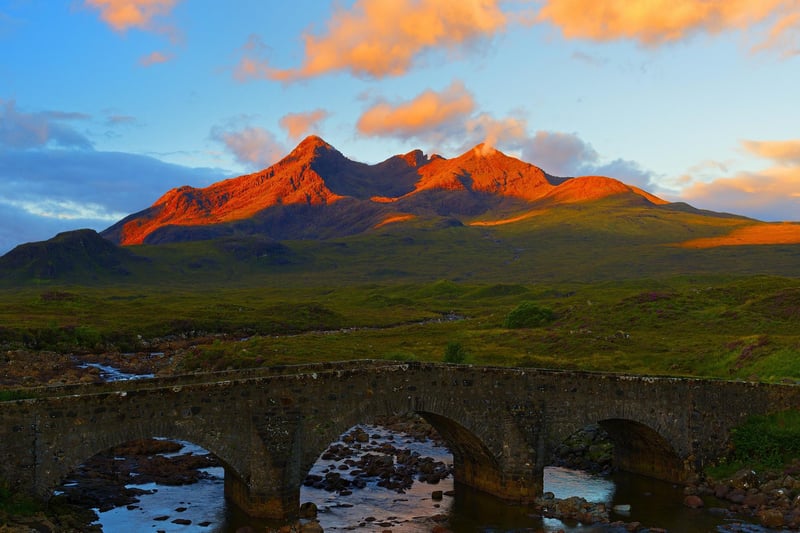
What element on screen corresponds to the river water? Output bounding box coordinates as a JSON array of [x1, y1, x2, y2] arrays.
[[85, 425, 769, 533], [78, 365, 768, 532], [76, 361, 155, 381]]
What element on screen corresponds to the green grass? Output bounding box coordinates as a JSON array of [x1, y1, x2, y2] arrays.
[[0, 479, 41, 517], [0, 390, 35, 401], [707, 410, 800, 479], [4, 276, 799, 382]]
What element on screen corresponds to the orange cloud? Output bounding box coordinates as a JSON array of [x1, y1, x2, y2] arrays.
[[236, 0, 509, 81], [139, 50, 172, 66], [680, 164, 800, 221], [537, 0, 799, 52], [357, 80, 475, 138], [279, 109, 330, 140], [742, 139, 800, 164], [85, 0, 179, 31]]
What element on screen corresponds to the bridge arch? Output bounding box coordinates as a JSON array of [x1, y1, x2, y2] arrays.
[[417, 411, 504, 496], [598, 418, 689, 483], [41, 418, 253, 505], [546, 412, 692, 485], [291, 395, 531, 506]]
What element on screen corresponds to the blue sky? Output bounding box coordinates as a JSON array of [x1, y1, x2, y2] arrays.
[[1, 0, 799, 253]]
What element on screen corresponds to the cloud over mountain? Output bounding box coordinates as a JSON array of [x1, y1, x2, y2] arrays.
[[210, 122, 286, 170], [280, 109, 330, 140], [357, 80, 475, 138]]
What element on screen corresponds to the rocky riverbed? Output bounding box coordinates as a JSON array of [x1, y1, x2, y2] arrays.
[[686, 462, 800, 529], [56, 438, 221, 513], [0, 348, 178, 388]]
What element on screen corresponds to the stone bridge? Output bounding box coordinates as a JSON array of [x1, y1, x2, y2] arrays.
[[1, 360, 800, 521]]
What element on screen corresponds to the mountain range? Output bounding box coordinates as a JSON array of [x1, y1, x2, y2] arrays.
[[100, 135, 667, 245], [3, 135, 800, 285]]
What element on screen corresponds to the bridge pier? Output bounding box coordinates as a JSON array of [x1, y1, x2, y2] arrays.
[[419, 411, 542, 503], [223, 467, 299, 520], [455, 459, 542, 502]]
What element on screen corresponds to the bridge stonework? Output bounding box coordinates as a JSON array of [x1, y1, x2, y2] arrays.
[[1, 361, 799, 521]]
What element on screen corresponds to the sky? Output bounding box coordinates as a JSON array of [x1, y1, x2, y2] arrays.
[[1, 0, 799, 254]]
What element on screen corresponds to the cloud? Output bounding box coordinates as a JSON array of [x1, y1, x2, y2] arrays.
[[355, 80, 529, 155], [210, 123, 286, 170], [570, 50, 607, 67], [521, 131, 598, 176], [678, 167, 800, 220], [84, 0, 180, 32], [519, 130, 655, 187], [0, 148, 225, 254], [105, 113, 138, 126], [675, 138, 800, 220], [357, 80, 475, 138], [464, 113, 527, 153], [235, 0, 510, 81], [536, 0, 800, 55], [279, 109, 330, 140], [353, 82, 653, 184], [592, 159, 655, 189], [742, 139, 800, 164], [0, 204, 84, 256], [0, 99, 93, 150], [139, 50, 173, 66]]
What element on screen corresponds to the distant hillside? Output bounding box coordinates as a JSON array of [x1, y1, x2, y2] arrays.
[[101, 136, 668, 246], [0, 229, 146, 283]]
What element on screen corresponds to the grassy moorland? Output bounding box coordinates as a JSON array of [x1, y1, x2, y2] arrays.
[[1, 275, 799, 383]]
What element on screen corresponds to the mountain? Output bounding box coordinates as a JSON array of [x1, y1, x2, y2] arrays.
[[101, 136, 667, 245]]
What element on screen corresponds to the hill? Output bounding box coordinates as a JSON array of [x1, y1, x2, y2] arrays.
[[0, 229, 146, 284]]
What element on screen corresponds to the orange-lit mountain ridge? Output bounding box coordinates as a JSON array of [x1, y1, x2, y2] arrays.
[[102, 136, 668, 245]]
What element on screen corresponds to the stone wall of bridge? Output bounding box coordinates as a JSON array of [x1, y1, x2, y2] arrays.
[[1, 361, 799, 520]]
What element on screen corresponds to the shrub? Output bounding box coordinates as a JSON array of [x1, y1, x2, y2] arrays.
[[443, 342, 467, 364], [503, 302, 556, 329], [730, 410, 800, 469]]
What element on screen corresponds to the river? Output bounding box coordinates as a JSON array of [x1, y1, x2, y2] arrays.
[[82, 425, 770, 533]]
